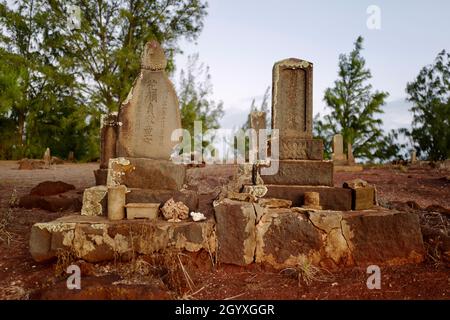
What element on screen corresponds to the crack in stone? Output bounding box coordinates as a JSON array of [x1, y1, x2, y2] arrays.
[[339, 218, 353, 255], [304, 213, 341, 234], [251, 202, 260, 263]]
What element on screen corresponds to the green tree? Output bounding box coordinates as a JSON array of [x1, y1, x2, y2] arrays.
[[405, 50, 450, 161], [0, 0, 208, 160], [0, 0, 97, 160], [177, 53, 224, 150], [314, 36, 390, 161], [46, 0, 208, 113]]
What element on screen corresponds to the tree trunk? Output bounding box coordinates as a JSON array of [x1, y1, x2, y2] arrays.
[[17, 113, 25, 146]]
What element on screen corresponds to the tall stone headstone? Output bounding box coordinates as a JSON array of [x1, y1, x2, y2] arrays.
[[347, 142, 355, 165], [43, 148, 51, 167], [271, 58, 323, 160], [116, 40, 182, 160], [100, 112, 118, 169], [250, 111, 266, 132], [250, 111, 267, 159], [410, 150, 417, 164], [67, 151, 75, 162], [332, 134, 347, 164], [263, 58, 332, 186]]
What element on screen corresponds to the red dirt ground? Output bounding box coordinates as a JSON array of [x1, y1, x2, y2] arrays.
[[0, 161, 449, 300]]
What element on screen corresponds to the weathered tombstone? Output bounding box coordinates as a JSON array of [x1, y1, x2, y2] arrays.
[[107, 185, 127, 220], [67, 151, 75, 162], [271, 58, 323, 160], [263, 58, 332, 186], [250, 111, 266, 160], [100, 112, 118, 169], [410, 150, 417, 164], [43, 148, 51, 167], [116, 40, 181, 159], [332, 134, 347, 163], [106, 40, 186, 191], [250, 111, 266, 132], [347, 142, 355, 165]]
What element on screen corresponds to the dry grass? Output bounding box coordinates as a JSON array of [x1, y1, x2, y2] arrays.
[[55, 249, 77, 277], [0, 189, 18, 246], [419, 211, 449, 266], [280, 260, 334, 287], [113, 229, 197, 296], [145, 250, 193, 295]]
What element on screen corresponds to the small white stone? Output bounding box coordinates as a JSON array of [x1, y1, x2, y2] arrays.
[[190, 211, 206, 222]]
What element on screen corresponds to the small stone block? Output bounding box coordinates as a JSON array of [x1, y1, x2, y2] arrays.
[[352, 187, 376, 210], [126, 203, 160, 220], [262, 160, 333, 186]]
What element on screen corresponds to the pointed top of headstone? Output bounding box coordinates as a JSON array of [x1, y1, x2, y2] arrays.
[[141, 40, 167, 71]]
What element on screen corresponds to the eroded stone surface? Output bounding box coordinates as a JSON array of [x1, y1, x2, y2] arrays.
[[108, 157, 186, 190], [255, 208, 424, 269], [100, 113, 118, 169], [341, 209, 425, 266], [257, 198, 292, 209], [30, 215, 215, 263], [255, 209, 322, 268], [272, 58, 313, 140], [264, 185, 352, 211], [116, 40, 181, 160], [161, 198, 189, 222], [343, 179, 376, 210], [81, 186, 108, 216], [126, 188, 198, 212], [214, 199, 256, 265], [262, 160, 333, 186], [242, 185, 268, 198]]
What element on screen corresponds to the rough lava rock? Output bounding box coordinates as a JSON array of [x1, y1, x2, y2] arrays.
[[161, 198, 189, 222], [30, 181, 75, 196]]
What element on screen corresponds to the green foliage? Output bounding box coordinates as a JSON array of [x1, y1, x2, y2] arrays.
[[314, 36, 393, 162], [45, 0, 208, 113], [405, 50, 450, 161], [178, 53, 224, 150], [0, 0, 208, 160]]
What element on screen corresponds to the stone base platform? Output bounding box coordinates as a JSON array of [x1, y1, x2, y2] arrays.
[[334, 165, 364, 172], [264, 185, 352, 211], [94, 158, 187, 189], [30, 202, 426, 270], [30, 215, 215, 263], [110, 157, 186, 190], [262, 160, 333, 186], [81, 187, 199, 217], [214, 199, 425, 269]]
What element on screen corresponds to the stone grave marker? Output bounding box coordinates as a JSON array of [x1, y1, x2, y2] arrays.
[[347, 142, 355, 165], [271, 58, 323, 160], [332, 134, 347, 163], [250, 111, 267, 159], [116, 40, 182, 160], [263, 58, 332, 186], [250, 111, 266, 132]]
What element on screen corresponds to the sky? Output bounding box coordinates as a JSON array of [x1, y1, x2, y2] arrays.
[[174, 0, 450, 133]]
